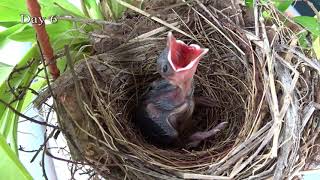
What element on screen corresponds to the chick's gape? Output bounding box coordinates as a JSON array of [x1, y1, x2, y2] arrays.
[[135, 32, 227, 148]]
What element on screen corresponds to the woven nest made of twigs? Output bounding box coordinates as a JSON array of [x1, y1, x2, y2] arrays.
[[40, 0, 320, 179]]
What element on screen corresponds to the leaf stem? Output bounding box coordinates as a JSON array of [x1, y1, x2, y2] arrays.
[[26, 0, 60, 79]]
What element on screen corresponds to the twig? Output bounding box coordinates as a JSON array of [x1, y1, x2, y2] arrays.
[[248, 164, 275, 180], [304, 0, 320, 21], [282, 46, 320, 73], [313, 102, 320, 110], [41, 132, 48, 180], [301, 102, 316, 133], [0, 98, 58, 129], [64, 45, 90, 122], [260, 14, 281, 158], [208, 122, 272, 174], [6, 59, 37, 101], [19, 146, 38, 153], [57, 16, 121, 25], [36, 36, 57, 104], [30, 129, 56, 163], [229, 130, 273, 178], [129, 22, 179, 42], [189, 0, 245, 55], [46, 151, 86, 165], [113, 0, 195, 41], [254, 0, 259, 36], [273, 58, 300, 180], [177, 172, 231, 180]]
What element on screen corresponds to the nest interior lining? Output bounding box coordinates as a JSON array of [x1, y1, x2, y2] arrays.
[[57, 19, 250, 176]]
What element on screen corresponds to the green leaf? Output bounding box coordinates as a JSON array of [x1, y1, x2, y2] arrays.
[[262, 10, 272, 20], [314, 37, 320, 60], [0, 45, 39, 155], [8, 21, 73, 42], [83, 0, 104, 19], [273, 0, 293, 12], [0, 62, 13, 84], [5, 58, 38, 154], [294, 16, 320, 36], [0, 24, 27, 48], [0, 45, 39, 127], [0, 62, 11, 66], [0, 0, 28, 22], [51, 30, 88, 50], [244, 0, 292, 11], [107, 0, 131, 19], [39, 0, 85, 18], [0, 101, 19, 154], [245, 0, 253, 8], [0, 22, 19, 28], [103, 0, 143, 20], [0, 0, 84, 23], [297, 31, 310, 49], [21, 78, 46, 112], [0, 134, 32, 180]]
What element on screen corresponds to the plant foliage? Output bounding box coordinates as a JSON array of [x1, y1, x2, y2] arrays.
[[0, 0, 146, 178]]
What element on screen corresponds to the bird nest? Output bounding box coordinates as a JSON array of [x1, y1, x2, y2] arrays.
[[43, 0, 320, 179]]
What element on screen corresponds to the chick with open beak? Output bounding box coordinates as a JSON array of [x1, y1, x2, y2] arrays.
[[135, 32, 227, 148]]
